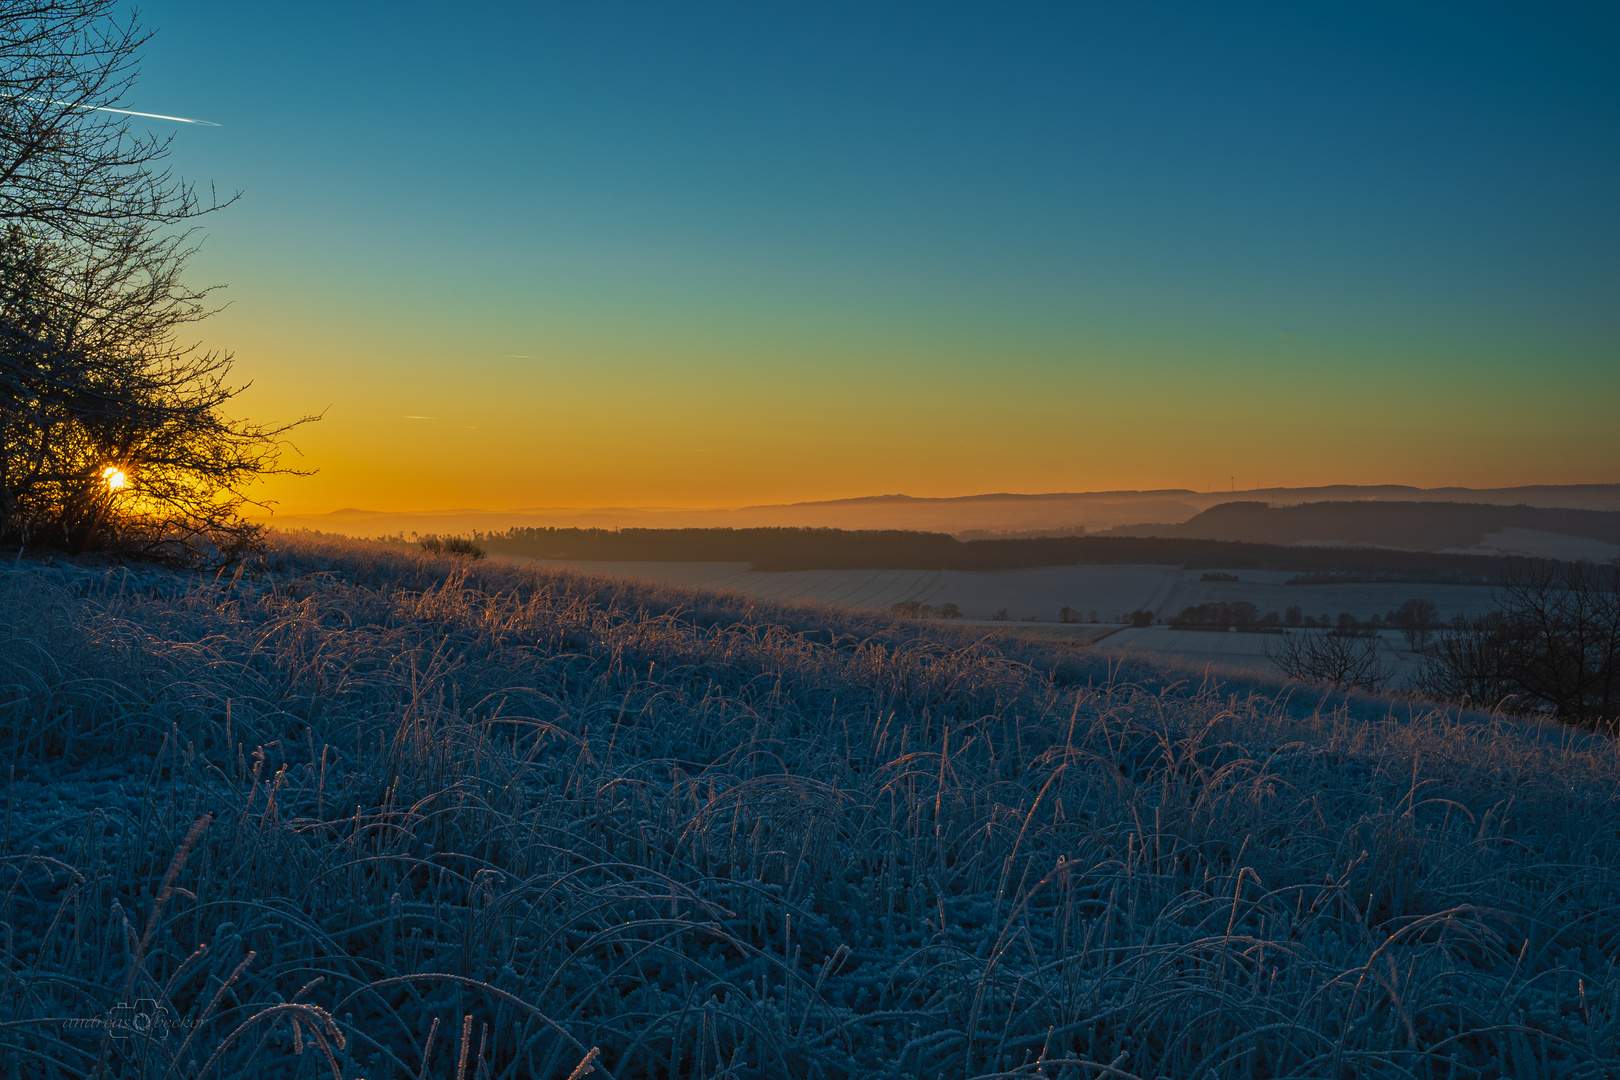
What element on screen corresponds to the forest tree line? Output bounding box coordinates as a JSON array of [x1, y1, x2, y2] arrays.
[[460, 526, 1522, 577]]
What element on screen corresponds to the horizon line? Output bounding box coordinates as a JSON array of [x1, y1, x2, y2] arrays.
[[249, 480, 1620, 520]]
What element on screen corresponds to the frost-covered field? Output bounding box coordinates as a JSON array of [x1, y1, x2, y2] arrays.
[[494, 557, 1188, 623], [4, 535, 1620, 1078], [1094, 627, 1433, 686], [495, 556, 1499, 627]]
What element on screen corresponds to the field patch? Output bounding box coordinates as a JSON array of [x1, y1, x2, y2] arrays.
[[501, 555, 1498, 655]]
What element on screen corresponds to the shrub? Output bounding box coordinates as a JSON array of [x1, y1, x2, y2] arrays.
[[419, 536, 486, 559]]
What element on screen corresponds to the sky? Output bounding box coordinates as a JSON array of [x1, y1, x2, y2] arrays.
[[131, 1, 1620, 514]]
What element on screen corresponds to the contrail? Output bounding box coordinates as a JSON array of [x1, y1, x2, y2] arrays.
[[14, 95, 220, 126], [81, 103, 220, 126]]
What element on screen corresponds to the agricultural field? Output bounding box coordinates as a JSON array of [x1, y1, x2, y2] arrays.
[[1094, 627, 1427, 685], [497, 558, 1187, 622], [4, 534, 1619, 1078], [500, 556, 1499, 648]]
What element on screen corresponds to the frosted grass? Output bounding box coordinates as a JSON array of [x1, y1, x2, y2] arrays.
[[2, 534, 1618, 1078]]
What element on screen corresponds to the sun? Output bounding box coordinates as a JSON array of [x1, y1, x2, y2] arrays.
[[102, 466, 128, 491]]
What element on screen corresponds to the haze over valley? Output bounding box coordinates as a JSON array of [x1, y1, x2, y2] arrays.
[[266, 481, 1620, 547]]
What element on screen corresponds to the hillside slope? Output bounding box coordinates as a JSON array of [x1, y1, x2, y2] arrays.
[[3, 537, 1618, 1078], [1109, 499, 1620, 551]]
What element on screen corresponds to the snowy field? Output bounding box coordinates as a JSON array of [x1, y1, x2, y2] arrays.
[[5, 537, 1618, 1078], [500, 556, 1500, 654], [1093, 626, 1430, 684], [496, 557, 1186, 622]]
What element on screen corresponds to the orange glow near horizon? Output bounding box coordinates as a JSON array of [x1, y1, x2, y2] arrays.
[[216, 314, 1620, 517], [235, 373, 1619, 517]]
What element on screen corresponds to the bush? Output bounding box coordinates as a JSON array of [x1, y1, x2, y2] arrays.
[[419, 536, 486, 559]]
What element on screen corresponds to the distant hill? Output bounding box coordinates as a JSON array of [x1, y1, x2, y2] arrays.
[[260, 483, 1620, 539], [1104, 501, 1620, 552]]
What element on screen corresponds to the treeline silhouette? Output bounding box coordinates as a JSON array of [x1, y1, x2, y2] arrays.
[[477, 526, 1519, 577], [1170, 597, 1443, 641]]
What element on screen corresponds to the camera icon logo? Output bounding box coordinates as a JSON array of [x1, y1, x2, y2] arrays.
[[107, 999, 172, 1039]]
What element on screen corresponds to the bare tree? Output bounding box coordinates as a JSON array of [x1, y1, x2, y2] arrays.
[[1417, 611, 1520, 714], [0, 2, 228, 244], [1420, 560, 1620, 730], [1268, 630, 1394, 691], [1389, 598, 1440, 650], [0, 2, 311, 562]]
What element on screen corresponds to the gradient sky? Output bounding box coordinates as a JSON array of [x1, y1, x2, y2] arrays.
[[132, 1, 1619, 513]]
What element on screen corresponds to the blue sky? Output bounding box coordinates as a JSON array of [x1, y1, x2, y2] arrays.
[[130, 1, 1619, 510]]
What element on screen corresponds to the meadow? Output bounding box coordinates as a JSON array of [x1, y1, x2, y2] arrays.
[[3, 534, 1619, 1079]]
